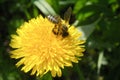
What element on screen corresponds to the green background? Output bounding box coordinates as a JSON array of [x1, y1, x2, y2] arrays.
[[0, 0, 120, 80]]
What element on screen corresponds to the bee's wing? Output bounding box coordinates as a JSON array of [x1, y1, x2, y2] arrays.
[[64, 7, 72, 24], [54, 15, 61, 23]]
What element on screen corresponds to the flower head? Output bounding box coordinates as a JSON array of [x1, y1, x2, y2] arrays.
[[10, 15, 85, 77]]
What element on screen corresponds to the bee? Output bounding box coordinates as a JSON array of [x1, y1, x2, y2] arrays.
[[47, 7, 72, 38]]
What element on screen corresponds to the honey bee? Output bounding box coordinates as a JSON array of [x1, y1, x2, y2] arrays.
[[47, 7, 72, 38]]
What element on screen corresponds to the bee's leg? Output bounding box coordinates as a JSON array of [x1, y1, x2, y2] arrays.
[[52, 24, 59, 35], [57, 27, 62, 35]]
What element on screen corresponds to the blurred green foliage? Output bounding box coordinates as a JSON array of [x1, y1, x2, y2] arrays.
[[0, 0, 120, 80]]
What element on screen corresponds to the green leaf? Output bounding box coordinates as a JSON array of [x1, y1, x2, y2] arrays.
[[34, 0, 56, 16], [33, 6, 39, 17], [38, 72, 53, 80], [73, 0, 87, 14], [76, 5, 102, 25], [77, 16, 101, 40], [46, 0, 60, 13], [97, 51, 108, 74]]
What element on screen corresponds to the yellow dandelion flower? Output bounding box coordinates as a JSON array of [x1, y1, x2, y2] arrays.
[[9, 15, 85, 77]]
